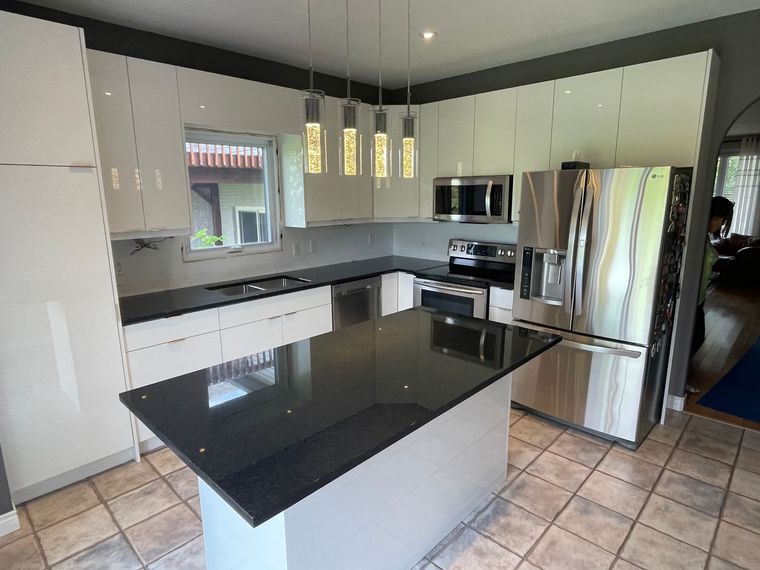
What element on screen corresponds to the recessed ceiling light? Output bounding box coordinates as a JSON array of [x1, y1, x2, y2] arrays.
[[564, 90, 572, 94], [596, 103, 604, 107], [199, 105, 206, 109], [104, 91, 112, 96], [421, 30, 436, 40]]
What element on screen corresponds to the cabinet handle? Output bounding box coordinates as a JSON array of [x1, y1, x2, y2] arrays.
[[268, 315, 280, 321], [167, 337, 187, 344], [283, 311, 298, 317]]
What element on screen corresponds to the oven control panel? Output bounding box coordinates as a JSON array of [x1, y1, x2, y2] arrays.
[[449, 239, 516, 262]]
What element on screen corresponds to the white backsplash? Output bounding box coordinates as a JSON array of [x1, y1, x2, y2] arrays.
[[392, 222, 519, 260], [113, 224, 394, 296]]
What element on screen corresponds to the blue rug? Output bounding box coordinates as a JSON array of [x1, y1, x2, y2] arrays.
[[698, 338, 760, 423]]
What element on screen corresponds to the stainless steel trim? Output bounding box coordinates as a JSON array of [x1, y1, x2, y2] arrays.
[[561, 340, 641, 359], [485, 179, 494, 220], [478, 329, 486, 362], [564, 178, 584, 315], [413, 279, 486, 295]]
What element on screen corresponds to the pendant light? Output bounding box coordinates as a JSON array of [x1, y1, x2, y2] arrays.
[[399, 0, 417, 179], [339, 0, 362, 176], [371, 0, 391, 187], [301, 0, 326, 174]]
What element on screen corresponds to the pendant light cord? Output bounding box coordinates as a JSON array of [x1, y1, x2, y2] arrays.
[[406, 0, 411, 114], [377, 0, 383, 109], [307, 0, 314, 91], [345, 0, 351, 99]]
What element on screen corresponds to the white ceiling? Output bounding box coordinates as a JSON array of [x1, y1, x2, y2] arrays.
[[727, 99, 760, 137], [28, 0, 760, 88]]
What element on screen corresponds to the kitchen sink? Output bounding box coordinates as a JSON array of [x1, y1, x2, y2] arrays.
[[207, 276, 310, 296]]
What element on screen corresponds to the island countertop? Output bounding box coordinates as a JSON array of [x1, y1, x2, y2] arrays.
[[119, 308, 559, 528]]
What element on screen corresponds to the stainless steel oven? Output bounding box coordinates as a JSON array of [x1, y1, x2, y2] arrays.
[[413, 278, 488, 319], [433, 175, 512, 223], [429, 313, 505, 368]]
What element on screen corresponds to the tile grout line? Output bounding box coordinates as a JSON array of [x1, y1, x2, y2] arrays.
[[614, 413, 690, 568], [707, 426, 745, 566]]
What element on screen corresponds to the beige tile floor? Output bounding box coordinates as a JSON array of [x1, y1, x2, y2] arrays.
[[2, 410, 760, 569]]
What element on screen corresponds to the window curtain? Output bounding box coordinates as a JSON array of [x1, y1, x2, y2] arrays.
[[732, 136, 760, 236]]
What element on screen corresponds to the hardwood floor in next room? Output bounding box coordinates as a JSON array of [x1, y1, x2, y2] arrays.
[[686, 282, 760, 431]]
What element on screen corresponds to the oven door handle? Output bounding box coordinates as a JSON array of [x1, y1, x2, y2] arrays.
[[478, 329, 487, 362], [485, 179, 494, 220], [414, 279, 486, 295]]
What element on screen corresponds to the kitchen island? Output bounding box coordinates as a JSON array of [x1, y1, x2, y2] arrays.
[[120, 308, 559, 570]]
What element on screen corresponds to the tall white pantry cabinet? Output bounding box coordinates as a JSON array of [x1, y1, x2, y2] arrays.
[[0, 11, 133, 502]]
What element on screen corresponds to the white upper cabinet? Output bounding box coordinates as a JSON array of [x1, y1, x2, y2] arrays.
[[512, 81, 554, 222], [616, 52, 709, 168], [473, 88, 517, 175], [127, 58, 190, 233], [374, 105, 420, 219], [177, 67, 302, 135], [88, 51, 144, 233], [88, 51, 190, 237], [550, 68, 623, 170], [418, 102, 438, 219], [437, 96, 475, 177], [0, 12, 95, 167]]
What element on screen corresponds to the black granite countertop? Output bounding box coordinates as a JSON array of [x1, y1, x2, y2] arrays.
[[120, 308, 560, 527], [119, 256, 448, 325]]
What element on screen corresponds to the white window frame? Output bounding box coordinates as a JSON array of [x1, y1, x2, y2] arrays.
[[182, 128, 282, 261]]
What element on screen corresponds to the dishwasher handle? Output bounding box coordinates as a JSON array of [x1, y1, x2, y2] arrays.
[[332, 276, 382, 297]]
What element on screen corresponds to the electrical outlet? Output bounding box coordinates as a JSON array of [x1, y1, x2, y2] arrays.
[[309, 240, 317, 254], [292, 242, 302, 256], [368, 232, 376, 247]]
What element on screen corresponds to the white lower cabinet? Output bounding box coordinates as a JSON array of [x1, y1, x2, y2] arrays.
[[489, 287, 514, 324], [282, 303, 333, 344], [221, 316, 283, 362], [398, 273, 415, 311], [127, 330, 223, 443], [381, 273, 399, 316]]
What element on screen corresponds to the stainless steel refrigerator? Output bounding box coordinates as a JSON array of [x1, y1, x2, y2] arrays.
[[511, 167, 690, 447]]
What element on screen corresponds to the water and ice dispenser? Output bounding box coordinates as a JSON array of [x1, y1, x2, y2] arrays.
[[519, 247, 567, 306]]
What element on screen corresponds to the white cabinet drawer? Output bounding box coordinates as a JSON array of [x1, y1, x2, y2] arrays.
[[126, 330, 223, 387], [398, 273, 415, 311], [489, 287, 514, 310], [218, 286, 331, 329], [124, 308, 220, 351], [489, 306, 513, 325], [282, 304, 333, 345], [220, 316, 284, 362]]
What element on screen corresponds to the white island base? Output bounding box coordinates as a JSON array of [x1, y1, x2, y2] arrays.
[[199, 375, 512, 570]]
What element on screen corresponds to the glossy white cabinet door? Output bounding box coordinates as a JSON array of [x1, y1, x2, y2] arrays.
[[550, 69, 623, 170], [87, 50, 145, 234], [282, 304, 333, 344], [616, 52, 709, 168], [124, 308, 220, 351], [0, 166, 131, 493], [0, 13, 95, 167], [398, 273, 415, 311], [437, 96, 475, 177], [220, 317, 284, 362], [381, 273, 399, 316], [512, 81, 554, 222], [128, 58, 191, 233], [489, 287, 514, 310], [419, 103, 439, 219], [488, 307, 513, 324], [374, 105, 421, 219], [473, 88, 517, 175]]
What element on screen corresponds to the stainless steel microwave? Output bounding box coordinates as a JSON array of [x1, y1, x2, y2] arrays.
[[433, 175, 512, 223]]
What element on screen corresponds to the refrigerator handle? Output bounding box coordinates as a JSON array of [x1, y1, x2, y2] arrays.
[[575, 182, 594, 316], [564, 182, 584, 315], [561, 340, 642, 359]]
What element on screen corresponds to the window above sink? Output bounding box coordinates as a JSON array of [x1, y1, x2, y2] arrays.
[[182, 128, 281, 261]]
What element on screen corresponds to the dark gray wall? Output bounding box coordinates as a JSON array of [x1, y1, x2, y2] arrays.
[[0, 445, 13, 516]]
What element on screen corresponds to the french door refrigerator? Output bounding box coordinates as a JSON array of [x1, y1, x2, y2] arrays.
[[511, 167, 690, 447]]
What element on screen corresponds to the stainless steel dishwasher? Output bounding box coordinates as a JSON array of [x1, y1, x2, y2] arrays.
[[332, 276, 382, 330]]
